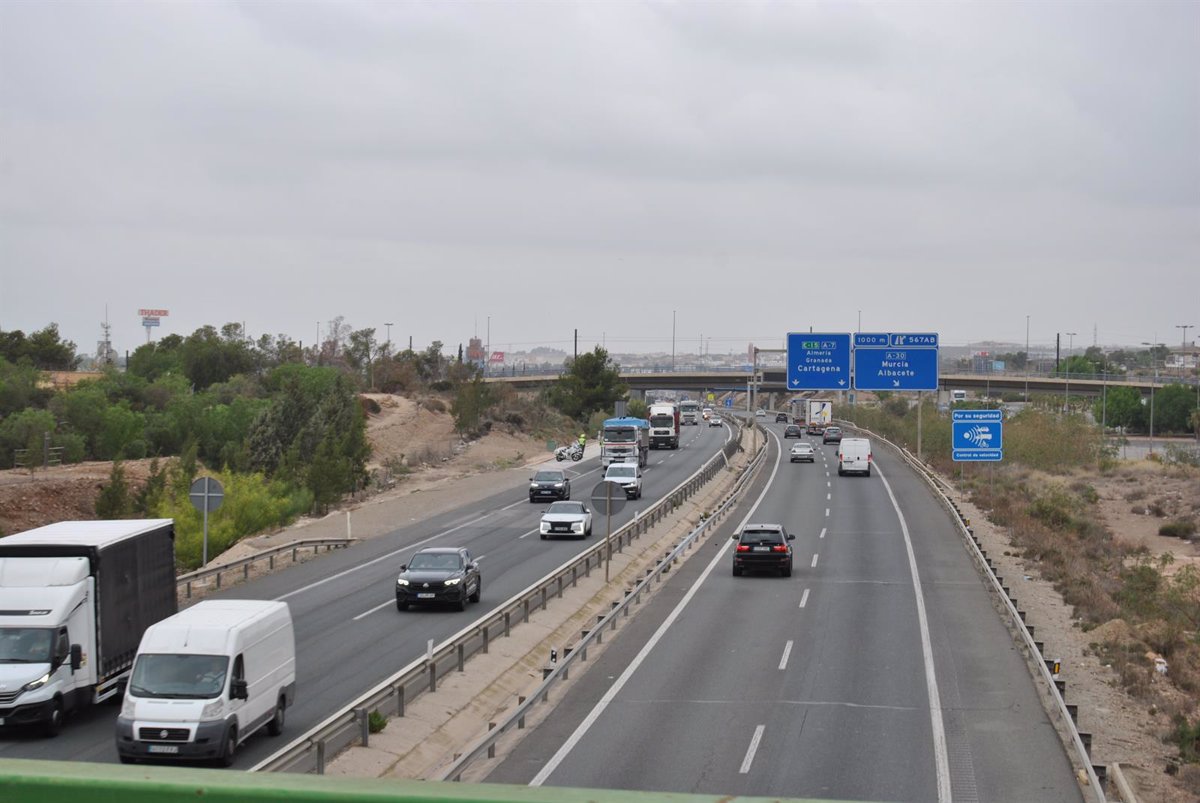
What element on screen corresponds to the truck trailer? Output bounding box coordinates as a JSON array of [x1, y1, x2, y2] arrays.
[[0, 519, 177, 735]]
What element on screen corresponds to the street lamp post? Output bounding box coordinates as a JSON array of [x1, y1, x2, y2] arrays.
[[1064, 332, 1077, 413], [1142, 341, 1164, 455], [1024, 315, 1030, 404], [384, 322, 393, 358], [671, 310, 676, 371]]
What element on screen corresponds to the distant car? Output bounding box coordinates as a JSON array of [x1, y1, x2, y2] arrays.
[[540, 501, 593, 539], [755, 410, 766, 418], [783, 424, 802, 438], [775, 412, 788, 423], [822, 426, 843, 444], [789, 442, 815, 463], [603, 462, 643, 500], [709, 415, 723, 427], [529, 469, 570, 502], [731, 524, 795, 577], [396, 547, 481, 611], [807, 423, 825, 436]]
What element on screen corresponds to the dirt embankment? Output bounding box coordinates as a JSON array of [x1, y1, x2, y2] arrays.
[[0, 393, 555, 537]]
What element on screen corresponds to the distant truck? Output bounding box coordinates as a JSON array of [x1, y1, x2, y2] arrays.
[[807, 399, 833, 428], [0, 519, 177, 736], [601, 417, 650, 467], [647, 403, 681, 450], [679, 400, 701, 426]]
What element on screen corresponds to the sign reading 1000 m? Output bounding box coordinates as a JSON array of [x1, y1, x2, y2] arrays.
[[852, 332, 940, 391]]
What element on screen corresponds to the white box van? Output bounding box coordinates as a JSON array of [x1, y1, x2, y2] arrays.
[[837, 437, 873, 477], [116, 600, 296, 766]]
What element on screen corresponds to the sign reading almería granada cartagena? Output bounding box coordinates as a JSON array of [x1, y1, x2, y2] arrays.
[[138, 309, 169, 317]]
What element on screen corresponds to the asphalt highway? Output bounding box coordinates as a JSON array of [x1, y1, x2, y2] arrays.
[[0, 422, 732, 768], [485, 421, 1084, 802]]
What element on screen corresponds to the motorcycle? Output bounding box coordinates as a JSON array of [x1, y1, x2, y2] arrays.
[[555, 442, 585, 462]]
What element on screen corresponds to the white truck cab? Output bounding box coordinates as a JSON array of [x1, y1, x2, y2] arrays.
[[116, 599, 296, 766]]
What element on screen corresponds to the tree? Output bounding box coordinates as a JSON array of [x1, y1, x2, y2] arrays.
[[626, 398, 648, 419], [0, 324, 79, 369], [180, 326, 256, 390], [546, 347, 627, 421], [451, 374, 493, 437], [1096, 386, 1144, 431], [345, 328, 378, 388], [128, 337, 185, 382], [1058, 355, 1098, 376], [1153, 385, 1199, 434], [95, 461, 133, 518]]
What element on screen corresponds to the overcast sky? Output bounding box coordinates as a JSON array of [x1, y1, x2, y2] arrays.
[[2, 1, 1197, 360]]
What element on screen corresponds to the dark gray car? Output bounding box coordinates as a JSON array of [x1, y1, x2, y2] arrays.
[[396, 547, 481, 611]]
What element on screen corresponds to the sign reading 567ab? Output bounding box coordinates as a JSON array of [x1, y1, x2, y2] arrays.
[[853, 332, 939, 391]]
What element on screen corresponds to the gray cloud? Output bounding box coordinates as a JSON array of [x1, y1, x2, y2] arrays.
[[2, 1, 1196, 356]]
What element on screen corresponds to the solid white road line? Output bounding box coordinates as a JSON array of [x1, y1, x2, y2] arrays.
[[352, 598, 395, 621], [739, 725, 766, 774], [811, 554, 819, 568], [876, 462, 953, 803], [274, 513, 490, 602], [799, 588, 810, 608], [778, 640, 794, 670], [530, 425, 785, 787], [819, 527, 827, 539]]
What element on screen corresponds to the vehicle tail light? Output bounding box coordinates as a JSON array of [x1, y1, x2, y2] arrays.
[[771, 545, 788, 552], [735, 545, 751, 552], [868, 453, 873, 462]]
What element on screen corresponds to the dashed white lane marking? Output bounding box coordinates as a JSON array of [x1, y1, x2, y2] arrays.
[[811, 553, 819, 568], [778, 640, 794, 670], [827, 492, 831, 500], [518, 528, 540, 539], [799, 588, 810, 608], [352, 598, 394, 621], [739, 725, 766, 774], [819, 527, 827, 539], [827, 481, 831, 488], [825, 508, 830, 517]]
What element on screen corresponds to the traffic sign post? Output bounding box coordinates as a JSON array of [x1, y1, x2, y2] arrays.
[[189, 476, 225, 566], [853, 332, 939, 391], [952, 410, 1003, 462], [786, 333, 851, 391]]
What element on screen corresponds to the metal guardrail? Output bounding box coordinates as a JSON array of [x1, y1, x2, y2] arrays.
[[177, 538, 355, 599], [837, 420, 1107, 802], [438, 421, 769, 781], [251, 421, 752, 774]]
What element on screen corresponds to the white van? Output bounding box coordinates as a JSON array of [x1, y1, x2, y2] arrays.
[[116, 600, 296, 766], [837, 437, 873, 477]]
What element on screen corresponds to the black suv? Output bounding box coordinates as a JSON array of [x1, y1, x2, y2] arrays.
[[783, 424, 802, 438], [731, 524, 795, 577], [822, 426, 843, 444], [775, 412, 789, 423], [396, 547, 481, 611], [529, 469, 570, 502]]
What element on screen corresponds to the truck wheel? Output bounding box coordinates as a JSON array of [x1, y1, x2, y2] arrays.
[[42, 699, 63, 738], [219, 725, 237, 767], [267, 698, 286, 736]]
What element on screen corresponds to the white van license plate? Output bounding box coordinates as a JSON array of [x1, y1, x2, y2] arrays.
[[148, 745, 179, 754], [417, 593, 436, 599]]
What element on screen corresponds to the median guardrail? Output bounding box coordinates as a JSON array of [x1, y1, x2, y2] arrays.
[[251, 420, 754, 774], [837, 420, 1107, 802], [436, 420, 768, 782]]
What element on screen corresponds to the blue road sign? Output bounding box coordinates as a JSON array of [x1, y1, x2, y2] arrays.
[[787, 332, 851, 391], [952, 409, 1003, 461], [724, 397, 733, 408], [853, 333, 939, 391]]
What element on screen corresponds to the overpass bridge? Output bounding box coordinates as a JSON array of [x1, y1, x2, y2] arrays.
[[486, 369, 1182, 400]]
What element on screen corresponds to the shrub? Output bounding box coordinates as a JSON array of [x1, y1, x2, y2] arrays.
[[1173, 715, 1200, 763], [1160, 520, 1197, 539], [368, 710, 388, 733], [95, 461, 133, 519]]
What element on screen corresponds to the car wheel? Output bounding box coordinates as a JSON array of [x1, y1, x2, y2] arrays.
[[540, 533, 548, 540], [118, 754, 136, 765], [42, 699, 63, 738], [565, 489, 571, 500], [865, 468, 872, 477], [469, 580, 481, 604], [586, 524, 592, 536], [396, 598, 409, 611], [838, 468, 845, 476], [782, 564, 792, 578], [455, 595, 467, 612], [732, 565, 742, 577], [267, 697, 286, 736], [219, 725, 237, 768]]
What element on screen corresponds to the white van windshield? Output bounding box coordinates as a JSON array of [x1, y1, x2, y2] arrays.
[[130, 653, 228, 699]]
